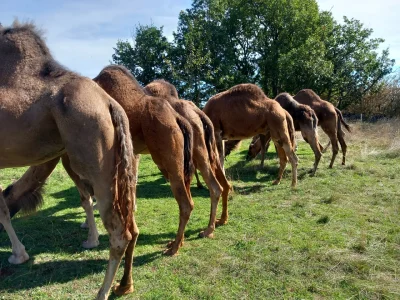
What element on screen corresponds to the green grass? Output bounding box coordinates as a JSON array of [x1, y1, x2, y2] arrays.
[[1, 121, 400, 299]]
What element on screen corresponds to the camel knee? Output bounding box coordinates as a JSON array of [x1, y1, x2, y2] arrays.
[[180, 200, 194, 219]]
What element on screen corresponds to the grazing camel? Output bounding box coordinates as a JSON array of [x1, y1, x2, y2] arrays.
[[0, 22, 137, 299], [294, 89, 351, 167], [144, 80, 232, 237], [2, 65, 196, 257], [203, 84, 298, 187], [247, 93, 322, 175]]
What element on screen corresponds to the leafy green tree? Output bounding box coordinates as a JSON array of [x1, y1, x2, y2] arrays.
[[110, 0, 395, 109], [112, 24, 174, 85], [322, 16, 395, 108]]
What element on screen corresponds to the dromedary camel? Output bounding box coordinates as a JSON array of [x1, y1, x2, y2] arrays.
[[2, 65, 196, 256], [294, 89, 351, 167], [0, 22, 137, 299], [203, 84, 298, 187], [144, 80, 232, 237], [247, 93, 323, 175]]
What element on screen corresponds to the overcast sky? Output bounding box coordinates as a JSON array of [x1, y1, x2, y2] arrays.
[[1, 0, 399, 78]]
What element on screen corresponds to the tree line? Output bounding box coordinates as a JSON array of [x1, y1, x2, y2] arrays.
[[111, 0, 395, 109]]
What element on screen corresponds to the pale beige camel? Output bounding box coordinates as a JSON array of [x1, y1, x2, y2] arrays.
[[2, 65, 196, 257], [203, 84, 298, 187], [0, 22, 137, 299], [144, 80, 232, 237]]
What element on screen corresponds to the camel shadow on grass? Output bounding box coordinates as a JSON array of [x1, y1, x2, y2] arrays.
[[0, 185, 207, 293]]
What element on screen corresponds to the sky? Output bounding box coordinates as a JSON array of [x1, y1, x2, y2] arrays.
[[1, 0, 399, 78]]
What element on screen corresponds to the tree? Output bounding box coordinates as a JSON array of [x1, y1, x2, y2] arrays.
[[322, 16, 395, 108], [111, 24, 174, 85], [110, 0, 395, 109]]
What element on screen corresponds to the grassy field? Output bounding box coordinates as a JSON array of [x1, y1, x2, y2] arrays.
[[0, 120, 399, 299]]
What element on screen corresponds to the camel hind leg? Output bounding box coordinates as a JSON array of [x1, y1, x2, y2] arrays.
[[337, 126, 347, 165], [301, 126, 322, 176], [259, 134, 268, 168], [321, 124, 339, 168], [62, 154, 99, 249], [197, 156, 223, 239], [94, 186, 137, 299], [214, 159, 231, 226], [194, 170, 204, 189], [0, 188, 29, 264], [164, 174, 194, 256], [282, 143, 298, 187]]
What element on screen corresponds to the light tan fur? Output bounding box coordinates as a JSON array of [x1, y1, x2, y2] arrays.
[[2, 66, 197, 257], [0, 22, 137, 299]]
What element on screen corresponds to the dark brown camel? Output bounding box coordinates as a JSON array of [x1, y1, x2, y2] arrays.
[[203, 84, 298, 187], [247, 93, 322, 175], [0, 22, 137, 299], [144, 80, 232, 237], [294, 89, 351, 167], [2, 65, 196, 257]]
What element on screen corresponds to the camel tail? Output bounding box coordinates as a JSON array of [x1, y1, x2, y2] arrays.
[[109, 102, 136, 236], [286, 113, 296, 149], [176, 117, 194, 187], [224, 140, 242, 157], [199, 114, 216, 164], [2, 183, 45, 217], [335, 107, 351, 132]]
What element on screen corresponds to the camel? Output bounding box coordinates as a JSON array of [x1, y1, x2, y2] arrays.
[[144, 80, 232, 237], [246, 93, 322, 175], [2, 65, 196, 257], [0, 22, 137, 299], [294, 89, 351, 167], [203, 84, 298, 187]]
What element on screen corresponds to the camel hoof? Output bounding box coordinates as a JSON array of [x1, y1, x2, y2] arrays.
[[272, 180, 280, 185], [163, 247, 178, 256], [198, 229, 214, 238], [82, 239, 99, 249], [216, 218, 228, 226], [112, 283, 134, 296], [80, 222, 89, 229], [8, 252, 29, 264]]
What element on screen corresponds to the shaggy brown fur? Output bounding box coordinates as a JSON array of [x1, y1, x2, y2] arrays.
[[144, 80, 232, 237], [294, 89, 351, 167], [247, 93, 322, 175], [0, 21, 137, 299], [203, 84, 298, 187]]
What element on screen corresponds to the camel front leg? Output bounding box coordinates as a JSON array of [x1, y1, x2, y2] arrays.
[[272, 144, 288, 186], [216, 135, 225, 173], [0, 187, 29, 264]]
